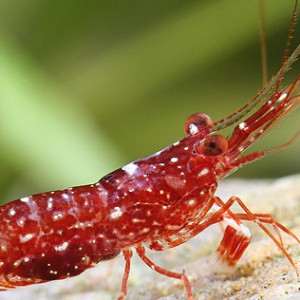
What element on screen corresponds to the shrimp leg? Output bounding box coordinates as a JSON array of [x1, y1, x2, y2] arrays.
[[118, 249, 133, 300], [135, 244, 193, 300]]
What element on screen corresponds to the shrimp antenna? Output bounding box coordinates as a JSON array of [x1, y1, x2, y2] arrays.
[[212, 43, 300, 131], [259, 0, 268, 86], [213, 1, 300, 132], [276, 0, 299, 91], [265, 130, 300, 155]]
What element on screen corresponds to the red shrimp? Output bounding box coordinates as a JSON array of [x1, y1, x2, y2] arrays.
[[1, 3, 300, 300]]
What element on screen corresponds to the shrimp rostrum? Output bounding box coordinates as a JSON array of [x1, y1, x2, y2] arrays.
[[0, 8, 300, 300]]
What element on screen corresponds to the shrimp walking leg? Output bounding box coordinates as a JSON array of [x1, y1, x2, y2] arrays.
[[234, 213, 300, 247], [149, 195, 299, 275], [118, 249, 133, 300], [135, 244, 193, 300], [151, 196, 244, 250], [149, 196, 246, 251], [0, 281, 16, 291]]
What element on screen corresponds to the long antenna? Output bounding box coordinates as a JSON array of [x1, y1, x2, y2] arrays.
[[259, 0, 268, 87], [276, 0, 299, 91]]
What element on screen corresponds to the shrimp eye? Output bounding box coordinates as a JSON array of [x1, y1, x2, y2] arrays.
[[196, 134, 228, 157], [184, 113, 213, 135]]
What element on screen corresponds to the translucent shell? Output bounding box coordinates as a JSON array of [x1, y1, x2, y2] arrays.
[[196, 134, 228, 157], [184, 113, 213, 135]]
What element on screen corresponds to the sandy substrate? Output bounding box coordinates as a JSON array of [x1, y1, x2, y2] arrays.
[[1, 174, 300, 300]]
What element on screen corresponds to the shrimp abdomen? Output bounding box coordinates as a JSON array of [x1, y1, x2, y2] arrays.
[[0, 184, 119, 287]]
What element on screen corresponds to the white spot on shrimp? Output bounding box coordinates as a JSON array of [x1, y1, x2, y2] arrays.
[[166, 224, 181, 230], [132, 218, 145, 223], [122, 162, 138, 176], [110, 207, 123, 219], [20, 233, 34, 243], [23, 257, 30, 263], [173, 141, 180, 146], [188, 199, 196, 206], [170, 157, 178, 163], [53, 213, 63, 221], [159, 190, 164, 195], [14, 261, 21, 267], [147, 188, 153, 192], [8, 208, 16, 216], [20, 197, 30, 203], [47, 198, 53, 210], [17, 218, 25, 227], [141, 228, 150, 234], [74, 265, 79, 270], [278, 93, 287, 102], [198, 168, 209, 177], [165, 175, 185, 190], [238, 122, 246, 130], [54, 242, 69, 252], [184, 147, 189, 151], [200, 190, 205, 196], [238, 146, 244, 152], [62, 193, 69, 200]]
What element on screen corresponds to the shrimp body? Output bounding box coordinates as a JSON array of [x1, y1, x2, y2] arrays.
[[0, 130, 218, 287], [0, 186, 119, 287], [1, 3, 300, 299]]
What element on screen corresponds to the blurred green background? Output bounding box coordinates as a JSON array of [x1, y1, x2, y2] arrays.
[[0, 0, 299, 203]]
